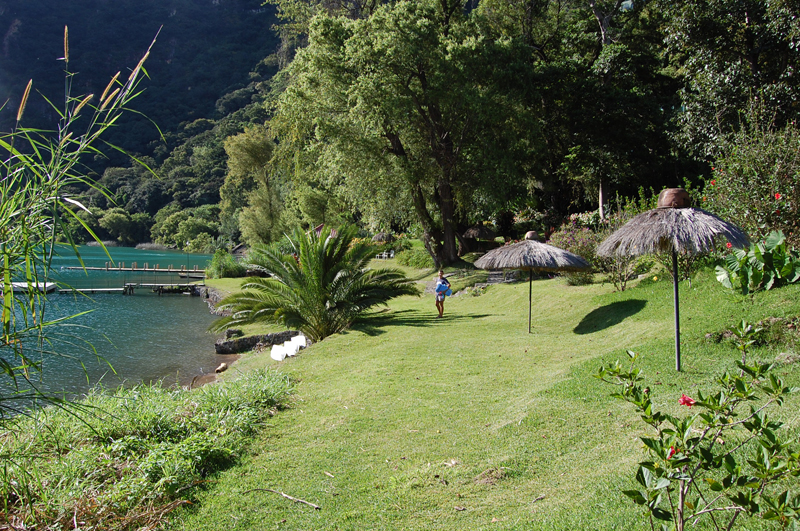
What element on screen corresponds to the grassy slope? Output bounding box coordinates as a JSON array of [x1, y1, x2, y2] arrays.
[[174, 268, 800, 530]]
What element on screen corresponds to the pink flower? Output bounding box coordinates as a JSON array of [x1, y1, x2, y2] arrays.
[[666, 446, 677, 460], [775, 193, 782, 200], [726, 242, 732, 249], [678, 394, 695, 407]]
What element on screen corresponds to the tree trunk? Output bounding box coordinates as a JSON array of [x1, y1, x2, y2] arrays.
[[437, 177, 459, 264], [409, 181, 446, 269], [598, 176, 606, 220]]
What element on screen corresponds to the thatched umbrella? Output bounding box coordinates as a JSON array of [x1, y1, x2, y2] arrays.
[[463, 224, 497, 241], [474, 234, 591, 333], [597, 188, 749, 371], [372, 231, 394, 243]]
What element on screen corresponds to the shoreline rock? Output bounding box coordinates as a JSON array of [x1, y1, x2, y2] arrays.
[[204, 286, 231, 316], [215, 330, 300, 354]]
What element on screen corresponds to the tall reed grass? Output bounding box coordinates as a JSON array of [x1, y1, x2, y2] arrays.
[[0, 28, 156, 420]]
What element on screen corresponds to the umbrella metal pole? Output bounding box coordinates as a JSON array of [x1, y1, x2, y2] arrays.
[[528, 270, 532, 334], [673, 250, 681, 371]]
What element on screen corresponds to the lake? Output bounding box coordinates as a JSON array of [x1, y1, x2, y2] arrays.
[[16, 245, 229, 398]]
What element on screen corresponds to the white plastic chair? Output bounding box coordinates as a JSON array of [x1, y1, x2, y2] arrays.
[[291, 335, 307, 348], [284, 340, 300, 357], [270, 344, 287, 361]]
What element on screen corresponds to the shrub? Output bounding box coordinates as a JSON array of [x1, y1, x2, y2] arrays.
[[206, 250, 247, 279], [547, 224, 601, 285], [390, 234, 414, 253], [597, 344, 800, 530], [704, 105, 800, 247], [396, 248, 435, 269]]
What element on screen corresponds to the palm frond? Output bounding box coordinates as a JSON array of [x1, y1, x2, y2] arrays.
[[209, 225, 418, 341]]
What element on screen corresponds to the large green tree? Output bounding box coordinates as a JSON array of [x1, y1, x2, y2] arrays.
[[662, 0, 800, 156], [270, 0, 537, 267]]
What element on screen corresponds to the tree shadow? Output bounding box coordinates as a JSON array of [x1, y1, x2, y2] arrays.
[[351, 309, 491, 337], [573, 300, 647, 335]]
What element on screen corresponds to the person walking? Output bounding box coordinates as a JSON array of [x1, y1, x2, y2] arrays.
[[434, 270, 451, 318]]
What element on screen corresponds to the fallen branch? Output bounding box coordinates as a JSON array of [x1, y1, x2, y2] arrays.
[[241, 488, 321, 510]]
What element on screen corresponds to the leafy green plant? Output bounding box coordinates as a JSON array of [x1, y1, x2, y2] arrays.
[[730, 319, 763, 366], [206, 250, 247, 279], [597, 350, 800, 531], [210, 225, 419, 341], [547, 224, 600, 285], [0, 27, 154, 420], [716, 231, 800, 294], [396, 248, 435, 269], [704, 105, 800, 247]]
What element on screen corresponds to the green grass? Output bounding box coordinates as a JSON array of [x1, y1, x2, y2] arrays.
[[0, 369, 294, 528], [170, 269, 800, 530]]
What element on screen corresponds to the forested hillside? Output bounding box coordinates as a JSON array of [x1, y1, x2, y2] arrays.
[[0, 0, 278, 154], [2, 0, 799, 267]]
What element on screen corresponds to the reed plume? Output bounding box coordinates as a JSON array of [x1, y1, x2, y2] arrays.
[[63, 26, 69, 64], [100, 88, 120, 111], [16, 79, 32, 122], [100, 72, 120, 101], [73, 94, 93, 116]]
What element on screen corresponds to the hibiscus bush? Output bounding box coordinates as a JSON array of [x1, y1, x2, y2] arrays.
[[704, 106, 800, 247], [597, 342, 800, 531]]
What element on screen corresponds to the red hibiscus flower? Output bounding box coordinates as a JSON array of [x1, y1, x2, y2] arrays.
[[710, 180, 716, 186], [678, 394, 695, 407], [667, 446, 677, 460], [775, 193, 782, 200]]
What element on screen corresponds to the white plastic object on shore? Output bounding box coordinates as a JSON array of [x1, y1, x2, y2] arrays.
[[291, 334, 307, 348], [271, 344, 287, 361], [284, 340, 300, 357]]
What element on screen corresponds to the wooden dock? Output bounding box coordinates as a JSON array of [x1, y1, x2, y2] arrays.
[[56, 282, 205, 296], [59, 288, 126, 295], [63, 262, 205, 275], [124, 283, 205, 296]]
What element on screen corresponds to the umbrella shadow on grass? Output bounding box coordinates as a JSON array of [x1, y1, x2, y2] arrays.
[[352, 309, 492, 337], [573, 300, 647, 335]]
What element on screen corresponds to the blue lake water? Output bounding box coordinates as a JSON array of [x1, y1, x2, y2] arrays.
[[17, 245, 228, 398]]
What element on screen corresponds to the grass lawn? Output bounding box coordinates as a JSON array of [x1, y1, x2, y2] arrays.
[[173, 268, 800, 530]]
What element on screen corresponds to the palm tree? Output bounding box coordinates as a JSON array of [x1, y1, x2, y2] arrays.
[[210, 225, 418, 342]]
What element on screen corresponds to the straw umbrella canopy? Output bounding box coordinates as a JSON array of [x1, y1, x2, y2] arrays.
[[463, 224, 497, 241], [372, 231, 394, 243], [597, 188, 749, 371], [474, 236, 591, 333]]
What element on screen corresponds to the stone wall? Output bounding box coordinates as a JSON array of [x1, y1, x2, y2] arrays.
[[214, 330, 300, 354]]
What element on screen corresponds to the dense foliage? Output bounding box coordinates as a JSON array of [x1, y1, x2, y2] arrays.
[[716, 230, 800, 295], [3, 0, 800, 264]]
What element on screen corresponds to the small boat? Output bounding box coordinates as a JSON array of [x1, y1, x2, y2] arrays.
[[178, 272, 206, 280], [11, 281, 57, 293]]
